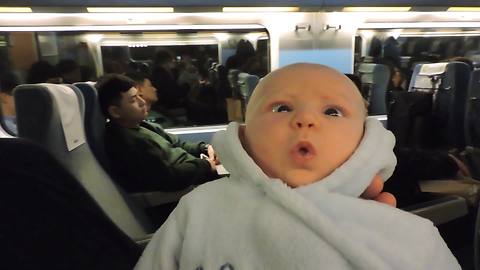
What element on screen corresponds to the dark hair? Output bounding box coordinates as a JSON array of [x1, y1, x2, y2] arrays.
[[26, 61, 58, 83], [154, 50, 174, 65], [0, 72, 20, 95], [56, 59, 79, 75], [236, 39, 255, 58], [449, 56, 474, 71], [124, 71, 149, 86], [96, 74, 136, 118]]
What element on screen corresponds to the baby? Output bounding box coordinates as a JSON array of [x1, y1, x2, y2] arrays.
[[135, 63, 460, 270]]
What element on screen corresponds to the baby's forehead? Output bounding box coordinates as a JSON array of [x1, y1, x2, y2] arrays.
[[246, 64, 365, 117], [255, 65, 359, 99]]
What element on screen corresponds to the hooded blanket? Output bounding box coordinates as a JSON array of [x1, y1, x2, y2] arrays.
[[135, 118, 460, 270]]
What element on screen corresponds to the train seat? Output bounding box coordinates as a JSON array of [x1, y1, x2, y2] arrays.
[[0, 137, 141, 269], [408, 62, 471, 149], [464, 69, 480, 180], [387, 62, 472, 225], [237, 72, 260, 105], [226, 70, 259, 121], [357, 63, 390, 115], [0, 102, 16, 138], [74, 82, 193, 216], [0, 119, 14, 138], [14, 83, 155, 242], [73, 82, 110, 170]]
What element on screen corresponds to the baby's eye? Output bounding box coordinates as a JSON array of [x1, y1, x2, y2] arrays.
[[324, 107, 343, 117], [272, 104, 292, 113]]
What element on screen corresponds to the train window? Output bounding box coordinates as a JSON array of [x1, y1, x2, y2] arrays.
[[0, 29, 270, 128]]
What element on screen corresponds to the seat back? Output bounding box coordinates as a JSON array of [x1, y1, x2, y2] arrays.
[[463, 70, 480, 180], [0, 116, 14, 138], [465, 69, 480, 148], [73, 82, 110, 170], [237, 72, 260, 105], [0, 138, 141, 269], [387, 91, 434, 149], [14, 83, 153, 240], [227, 68, 241, 98], [358, 63, 390, 115], [408, 62, 470, 149], [0, 100, 15, 138]]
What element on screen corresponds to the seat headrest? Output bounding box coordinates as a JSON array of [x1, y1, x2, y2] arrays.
[[417, 62, 448, 76], [358, 63, 390, 75], [238, 72, 259, 101], [42, 84, 86, 151], [0, 126, 13, 138]]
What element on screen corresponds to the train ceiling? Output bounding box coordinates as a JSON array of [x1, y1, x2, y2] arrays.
[[1, 0, 480, 10]]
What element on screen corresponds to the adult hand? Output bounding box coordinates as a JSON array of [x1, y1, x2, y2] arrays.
[[360, 175, 397, 207], [207, 144, 220, 165], [206, 156, 217, 172], [448, 153, 471, 177]]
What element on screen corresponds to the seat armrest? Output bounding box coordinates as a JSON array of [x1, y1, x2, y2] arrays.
[[135, 233, 154, 250], [404, 195, 468, 225]]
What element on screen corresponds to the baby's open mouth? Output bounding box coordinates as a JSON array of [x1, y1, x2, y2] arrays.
[[299, 146, 310, 156], [291, 141, 316, 162]]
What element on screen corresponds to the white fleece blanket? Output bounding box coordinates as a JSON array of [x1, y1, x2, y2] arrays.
[[135, 118, 460, 270]]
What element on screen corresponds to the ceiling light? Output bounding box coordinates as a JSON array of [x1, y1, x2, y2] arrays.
[[87, 7, 174, 13], [0, 7, 32, 13], [342, 7, 411, 12], [448, 7, 480, 12], [222, 7, 299, 12]]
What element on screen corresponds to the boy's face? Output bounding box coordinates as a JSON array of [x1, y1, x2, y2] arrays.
[[109, 87, 148, 126], [242, 64, 366, 188]]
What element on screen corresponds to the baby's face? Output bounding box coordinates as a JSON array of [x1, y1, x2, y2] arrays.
[[242, 63, 366, 187]]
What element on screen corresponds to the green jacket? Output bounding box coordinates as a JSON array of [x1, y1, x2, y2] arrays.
[[104, 121, 217, 193]]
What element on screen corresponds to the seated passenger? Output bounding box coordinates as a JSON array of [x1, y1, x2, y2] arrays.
[[56, 59, 82, 84], [96, 74, 220, 193], [135, 64, 459, 270], [26, 61, 62, 84], [0, 72, 20, 135]]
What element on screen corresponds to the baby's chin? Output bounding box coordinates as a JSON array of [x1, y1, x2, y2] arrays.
[[281, 169, 326, 188]]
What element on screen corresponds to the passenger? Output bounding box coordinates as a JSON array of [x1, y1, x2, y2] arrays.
[[125, 71, 177, 128], [448, 56, 474, 71], [0, 72, 20, 135], [135, 63, 459, 269], [150, 50, 186, 109], [56, 59, 82, 84], [389, 66, 405, 91], [26, 61, 62, 84], [383, 36, 401, 69], [96, 73, 221, 195], [225, 39, 256, 71]]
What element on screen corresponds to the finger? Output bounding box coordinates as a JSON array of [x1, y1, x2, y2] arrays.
[[207, 145, 215, 158], [361, 175, 383, 199], [374, 192, 397, 207], [448, 154, 470, 177]]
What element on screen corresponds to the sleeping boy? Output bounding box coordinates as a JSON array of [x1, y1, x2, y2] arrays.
[[135, 63, 460, 270]]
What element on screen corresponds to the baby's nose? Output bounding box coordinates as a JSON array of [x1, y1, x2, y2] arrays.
[[294, 110, 316, 128], [296, 121, 314, 128]]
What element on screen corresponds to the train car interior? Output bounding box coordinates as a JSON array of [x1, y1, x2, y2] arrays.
[[2, 0, 480, 269]]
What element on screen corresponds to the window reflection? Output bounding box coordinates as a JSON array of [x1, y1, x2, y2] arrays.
[[0, 30, 270, 127]]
